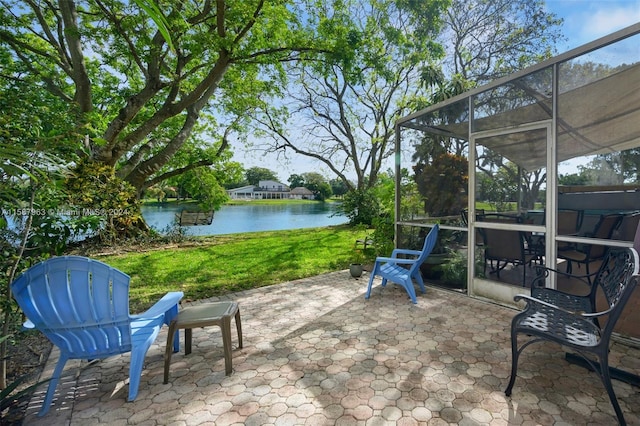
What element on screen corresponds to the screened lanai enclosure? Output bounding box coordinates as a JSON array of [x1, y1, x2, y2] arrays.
[[394, 24, 640, 338]]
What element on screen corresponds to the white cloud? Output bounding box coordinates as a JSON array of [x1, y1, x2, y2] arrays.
[[580, 5, 640, 40], [548, 1, 640, 50]]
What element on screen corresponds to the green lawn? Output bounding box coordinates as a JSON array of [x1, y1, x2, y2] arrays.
[[99, 225, 371, 312]]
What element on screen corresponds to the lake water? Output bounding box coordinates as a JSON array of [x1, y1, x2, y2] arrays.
[[142, 202, 348, 236]]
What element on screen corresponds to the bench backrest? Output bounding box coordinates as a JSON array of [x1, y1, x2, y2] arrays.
[[177, 209, 214, 226]]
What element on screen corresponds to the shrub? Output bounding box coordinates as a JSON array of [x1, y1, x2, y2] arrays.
[[337, 188, 381, 226]]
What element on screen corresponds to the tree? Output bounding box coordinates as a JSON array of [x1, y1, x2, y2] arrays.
[[245, 167, 280, 186], [588, 150, 640, 184], [413, 0, 563, 213], [252, 0, 448, 192], [301, 172, 332, 201], [288, 174, 305, 189], [476, 162, 521, 212], [442, 0, 563, 85], [414, 153, 468, 216], [337, 188, 381, 225], [177, 168, 230, 210], [0, 149, 64, 391], [0, 1, 339, 228], [329, 178, 349, 197], [559, 173, 589, 186]]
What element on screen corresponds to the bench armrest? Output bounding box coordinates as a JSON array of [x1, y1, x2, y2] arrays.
[[531, 264, 595, 289], [514, 293, 587, 317], [514, 293, 612, 318]]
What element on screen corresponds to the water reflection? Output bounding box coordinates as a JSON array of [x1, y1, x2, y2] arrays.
[[142, 202, 347, 236]]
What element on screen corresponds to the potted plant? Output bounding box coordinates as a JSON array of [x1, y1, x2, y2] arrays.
[[417, 225, 466, 278], [349, 262, 363, 278], [349, 250, 365, 278]]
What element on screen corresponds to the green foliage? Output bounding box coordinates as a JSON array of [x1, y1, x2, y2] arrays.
[[559, 149, 640, 187], [329, 178, 349, 197], [371, 171, 395, 214], [253, 0, 449, 191], [581, 151, 640, 185], [0, 140, 65, 391], [178, 168, 229, 211], [301, 172, 332, 201], [559, 172, 589, 186], [414, 153, 468, 216], [285, 173, 333, 200], [146, 185, 169, 202], [440, 249, 467, 287], [0, 0, 341, 238], [441, 246, 485, 287], [131, 0, 175, 53], [476, 162, 519, 212], [337, 188, 381, 226], [245, 167, 280, 186], [288, 174, 305, 188], [163, 139, 245, 201], [65, 161, 143, 241], [371, 214, 394, 256]]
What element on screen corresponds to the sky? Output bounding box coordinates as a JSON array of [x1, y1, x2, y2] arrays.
[[545, 0, 639, 50], [231, 0, 640, 183]]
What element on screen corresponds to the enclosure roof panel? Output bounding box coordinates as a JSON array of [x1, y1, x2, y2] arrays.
[[398, 23, 640, 171]]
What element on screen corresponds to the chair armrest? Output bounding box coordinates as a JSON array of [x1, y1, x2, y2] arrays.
[[514, 293, 592, 317], [531, 264, 593, 289], [391, 249, 421, 258], [132, 291, 184, 320], [375, 256, 418, 265]]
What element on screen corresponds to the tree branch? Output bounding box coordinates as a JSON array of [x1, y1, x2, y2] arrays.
[[143, 159, 213, 190], [58, 0, 92, 112]]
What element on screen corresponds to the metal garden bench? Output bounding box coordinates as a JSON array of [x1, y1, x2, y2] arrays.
[[505, 247, 639, 425]]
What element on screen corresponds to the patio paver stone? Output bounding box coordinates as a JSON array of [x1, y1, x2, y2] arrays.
[[23, 271, 640, 425]]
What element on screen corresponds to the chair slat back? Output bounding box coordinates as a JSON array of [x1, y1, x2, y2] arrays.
[[483, 228, 525, 259], [588, 214, 623, 258], [613, 211, 640, 241], [12, 256, 133, 357], [410, 225, 439, 273], [557, 209, 581, 235]]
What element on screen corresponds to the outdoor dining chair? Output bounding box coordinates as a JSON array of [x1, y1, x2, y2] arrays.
[[480, 227, 537, 286], [365, 224, 439, 304], [558, 213, 623, 283], [557, 209, 583, 252], [505, 247, 639, 425], [11, 256, 183, 416]]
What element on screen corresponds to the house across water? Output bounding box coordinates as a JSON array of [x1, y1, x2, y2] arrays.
[[227, 180, 314, 200]]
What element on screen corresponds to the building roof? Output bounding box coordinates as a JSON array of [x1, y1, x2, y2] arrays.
[[227, 185, 256, 193], [290, 187, 314, 195]]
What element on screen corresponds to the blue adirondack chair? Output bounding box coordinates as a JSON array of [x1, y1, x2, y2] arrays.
[[11, 256, 183, 416], [365, 224, 439, 304]]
